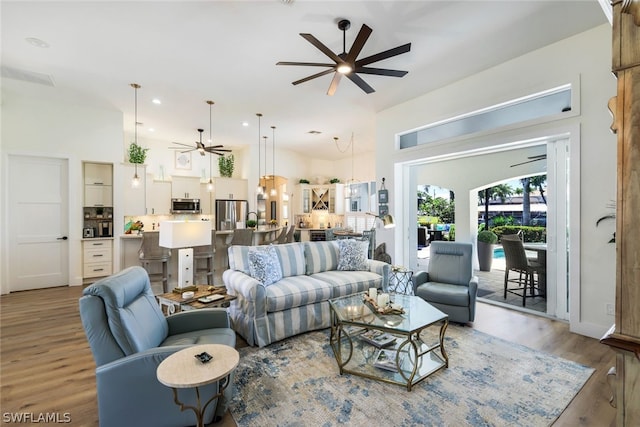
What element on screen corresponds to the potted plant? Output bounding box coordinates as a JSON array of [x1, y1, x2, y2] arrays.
[[329, 178, 340, 184], [299, 178, 310, 184], [128, 142, 149, 164], [477, 229, 498, 272], [218, 154, 234, 178], [246, 219, 257, 229]]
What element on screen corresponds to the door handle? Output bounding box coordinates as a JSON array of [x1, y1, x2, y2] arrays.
[[57, 236, 68, 240]]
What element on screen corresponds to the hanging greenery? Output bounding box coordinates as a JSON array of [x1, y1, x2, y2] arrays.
[[128, 142, 149, 164], [218, 154, 234, 178]]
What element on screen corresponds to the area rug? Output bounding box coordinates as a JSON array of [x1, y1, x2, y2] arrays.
[[230, 327, 593, 427]]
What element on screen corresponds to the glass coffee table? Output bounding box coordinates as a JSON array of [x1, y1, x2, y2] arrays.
[[329, 292, 448, 391]]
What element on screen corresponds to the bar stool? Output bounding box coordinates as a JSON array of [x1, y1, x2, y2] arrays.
[[138, 231, 171, 293], [193, 230, 215, 285]]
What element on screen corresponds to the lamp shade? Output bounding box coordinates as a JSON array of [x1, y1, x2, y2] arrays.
[[159, 221, 211, 248], [381, 214, 395, 228]]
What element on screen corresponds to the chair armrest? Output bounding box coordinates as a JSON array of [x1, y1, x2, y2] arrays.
[[95, 346, 220, 426], [166, 308, 230, 336], [468, 275, 479, 321], [412, 270, 429, 294]]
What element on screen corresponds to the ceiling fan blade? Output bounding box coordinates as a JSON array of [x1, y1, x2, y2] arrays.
[[292, 68, 336, 86], [528, 154, 547, 160], [346, 73, 375, 94], [205, 145, 224, 149], [355, 67, 408, 77], [356, 43, 411, 67], [300, 33, 343, 63], [170, 142, 194, 148], [205, 147, 231, 153], [327, 72, 342, 96], [180, 148, 196, 153], [277, 61, 335, 67], [345, 24, 373, 64]]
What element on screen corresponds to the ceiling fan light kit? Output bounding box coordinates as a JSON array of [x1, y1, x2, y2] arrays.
[[169, 102, 231, 157], [277, 18, 411, 95]]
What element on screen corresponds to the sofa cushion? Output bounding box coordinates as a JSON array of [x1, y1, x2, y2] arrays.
[[415, 282, 470, 307], [264, 275, 333, 312], [272, 243, 306, 277], [228, 245, 252, 274], [311, 270, 383, 298], [160, 327, 236, 347], [337, 239, 369, 271], [304, 241, 340, 275], [248, 245, 282, 286]]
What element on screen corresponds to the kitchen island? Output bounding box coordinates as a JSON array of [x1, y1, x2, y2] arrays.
[[120, 226, 284, 292]]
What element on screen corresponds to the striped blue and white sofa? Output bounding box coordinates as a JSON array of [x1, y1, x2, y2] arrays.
[[223, 241, 390, 347]]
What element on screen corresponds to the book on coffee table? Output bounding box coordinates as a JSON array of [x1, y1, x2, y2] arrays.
[[373, 348, 404, 372], [361, 330, 397, 348]]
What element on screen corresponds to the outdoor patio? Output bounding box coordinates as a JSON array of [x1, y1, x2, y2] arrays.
[[416, 245, 547, 315]]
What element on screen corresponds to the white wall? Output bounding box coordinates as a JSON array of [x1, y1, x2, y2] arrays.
[[1, 81, 124, 290], [376, 24, 617, 337]]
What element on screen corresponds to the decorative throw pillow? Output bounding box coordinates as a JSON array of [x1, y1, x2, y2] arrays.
[[337, 239, 369, 271], [248, 245, 282, 286]]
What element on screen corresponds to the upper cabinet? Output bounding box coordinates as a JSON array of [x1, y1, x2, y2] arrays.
[[296, 184, 344, 214], [214, 178, 248, 200], [122, 164, 146, 216], [171, 176, 200, 199], [84, 162, 113, 207], [146, 175, 171, 215]]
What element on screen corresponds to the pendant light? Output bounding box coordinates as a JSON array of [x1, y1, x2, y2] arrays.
[[206, 100, 215, 192], [131, 83, 141, 188], [256, 113, 263, 195], [263, 135, 269, 199], [270, 125, 277, 197]]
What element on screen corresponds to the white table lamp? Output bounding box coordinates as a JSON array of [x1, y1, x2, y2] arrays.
[[159, 220, 211, 289]]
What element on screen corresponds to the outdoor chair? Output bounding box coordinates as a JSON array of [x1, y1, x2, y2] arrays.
[[413, 241, 478, 323], [501, 234, 545, 306]]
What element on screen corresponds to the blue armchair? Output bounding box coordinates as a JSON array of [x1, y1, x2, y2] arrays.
[[413, 242, 478, 324], [79, 266, 236, 427]]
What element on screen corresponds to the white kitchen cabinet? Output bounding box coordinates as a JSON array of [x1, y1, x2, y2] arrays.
[[214, 178, 248, 200], [296, 184, 343, 215], [146, 175, 171, 215], [84, 162, 113, 185], [84, 162, 113, 207], [171, 176, 200, 199], [122, 164, 146, 215], [83, 238, 113, 280], [200, 183, 215, 214]]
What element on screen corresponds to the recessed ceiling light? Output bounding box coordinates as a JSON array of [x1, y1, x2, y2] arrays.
[[25, 37, 50, 48], [152, 98, 161, 105], [308, 130, 322, 135], [148, 128, 155, 132], [242, 121, 249, 127]]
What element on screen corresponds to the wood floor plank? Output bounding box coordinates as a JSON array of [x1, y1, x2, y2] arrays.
[[0, 285, 616, 426]]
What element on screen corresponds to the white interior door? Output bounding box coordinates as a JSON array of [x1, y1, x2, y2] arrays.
[[8, 155, 69, 291]]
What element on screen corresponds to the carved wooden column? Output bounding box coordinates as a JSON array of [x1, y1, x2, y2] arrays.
[[600, 1, 640, 425]]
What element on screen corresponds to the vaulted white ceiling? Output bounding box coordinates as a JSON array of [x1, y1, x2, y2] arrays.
[[1, 1, 607, 160]]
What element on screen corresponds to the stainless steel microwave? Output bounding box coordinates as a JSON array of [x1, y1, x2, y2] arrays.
[[171, 198, 201, 214]]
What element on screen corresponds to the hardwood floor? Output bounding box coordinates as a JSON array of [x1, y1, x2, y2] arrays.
[[0, 286, 616, 426]]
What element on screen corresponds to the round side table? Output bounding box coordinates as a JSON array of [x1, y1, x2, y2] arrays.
[[157, 344, 239, 427], [389, 266, 414, 295]]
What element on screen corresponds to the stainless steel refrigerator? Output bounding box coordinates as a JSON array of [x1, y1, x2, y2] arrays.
[[215, 199, 248, 230]]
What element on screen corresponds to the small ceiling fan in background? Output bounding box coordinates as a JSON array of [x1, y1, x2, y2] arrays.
[[510, 154, 547, 167], [277, 19, 411, 96], [170, 129, 232, 156]]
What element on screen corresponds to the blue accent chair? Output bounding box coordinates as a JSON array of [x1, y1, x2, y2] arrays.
[[79, 266, 236, 427], [413, 242, 479, 324]]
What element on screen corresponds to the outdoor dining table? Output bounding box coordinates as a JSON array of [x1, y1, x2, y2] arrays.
[[523, 243, 547, 294]]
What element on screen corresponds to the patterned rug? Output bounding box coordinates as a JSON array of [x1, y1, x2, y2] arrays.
[[230, 326, 593, 427]]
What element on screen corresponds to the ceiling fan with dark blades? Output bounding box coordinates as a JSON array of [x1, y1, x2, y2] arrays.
[[510, 154, 547, 167], [277, 19, 411, 96], [170, 129, 232, 156]]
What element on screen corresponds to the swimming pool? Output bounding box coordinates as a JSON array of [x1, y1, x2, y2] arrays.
[[493, 247, 505, 259]]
